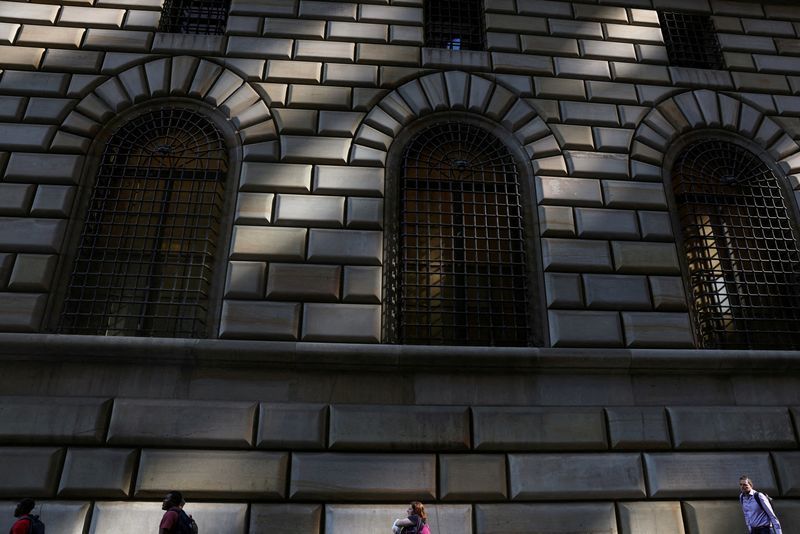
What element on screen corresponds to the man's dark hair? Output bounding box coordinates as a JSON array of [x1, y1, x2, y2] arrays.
[[14, 498, 35, 517], [166, 491, 183, 506]]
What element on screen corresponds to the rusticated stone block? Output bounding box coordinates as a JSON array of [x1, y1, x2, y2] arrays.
[[301, 303, 381, 343], [329, 405, 470, 450], [274, 194, 345, 227], [535, 176, 603, 207], [473, 407, 606, 451], [307, 229, 382, 265], [545, 272, 583, 308], [0, 293, 46, 332], [225, 260, 266, 299], [644, 452, 776, 498], [327, 505, 471, 534], [612, 242, 681, 274], [7, 254, 56, 292], [548, 310, 624, 347], [58, 448, 136, 498], [682, 501, 748, 534], [542, 238, 613, 273], [240, 162, 312, 193], [258, 403, 327, 449], [0, 396, 110, 444], [0, 447, 64, 497], [509, 453, 645, 499], [606, 407, 671, 450], [219, 300, 300, 340], [669, 407, 795, 450], [230, 226, 306, 261], [290, 453, 435, 500], [0, 501, 89, 534], [583, 274, 651, 310], [773, 451, 800, 496], [135, 449, 288, 498], [575, 208, 640, 240], [476, 503, 617, 534], [440, 454, 507, 501], [603, 180, 667, 209], [618, 502, 685, 534], [342, 266, 381, 303], [621, 312, 693, 348], [89, 501, 247, 534], [107, 398, 257, 448], [267, 263, 340, 301], [250, 504, 322, 534]]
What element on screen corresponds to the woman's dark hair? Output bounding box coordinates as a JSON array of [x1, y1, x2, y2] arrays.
[[14, 498, 35, 518], [409, 501, 427, 522], [166, 491, 183, 506]]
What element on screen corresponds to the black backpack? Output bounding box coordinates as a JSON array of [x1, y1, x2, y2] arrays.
[[176, 510, 198, 534]]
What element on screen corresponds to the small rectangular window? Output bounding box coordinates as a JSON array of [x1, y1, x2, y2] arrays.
[[159, 0, 230, 35], [658, 11, 723, 69], [425, 0, 485, 51]]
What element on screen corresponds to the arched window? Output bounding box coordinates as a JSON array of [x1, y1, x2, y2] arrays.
[[390, 122, 531, 346], [672, 139, 800, 349], [58, 108, 228, 338]]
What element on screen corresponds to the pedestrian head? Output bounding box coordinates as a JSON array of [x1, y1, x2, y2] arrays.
[[739, 475, 753, 493], [407, 501, 427, 521], [162, 491, 183, 511], [14, 498, 35, 518]]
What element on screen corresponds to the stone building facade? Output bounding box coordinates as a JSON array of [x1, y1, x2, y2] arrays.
[[1, 0, 800, 532]]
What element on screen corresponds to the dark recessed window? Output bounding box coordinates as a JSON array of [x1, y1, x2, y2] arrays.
[[425, 0, 485, 51], [658, 11, 723, 69], [59, 108, 228, 339], [158, 0, 230, 35], [672, 139, 800, 350], [390, 122, 531, 346]]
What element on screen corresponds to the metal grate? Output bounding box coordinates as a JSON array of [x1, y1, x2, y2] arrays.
[[158, 0, 230, 35], [425, 0, 485, 51], [394, 122, 530, 346], [658, 11, 723, 69], [672, 139, 800, 350], [59, 108, 228, 338]]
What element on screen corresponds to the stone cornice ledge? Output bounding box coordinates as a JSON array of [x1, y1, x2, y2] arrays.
[[0, 334, 799, 374]]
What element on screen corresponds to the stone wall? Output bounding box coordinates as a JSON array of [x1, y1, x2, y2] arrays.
[[0, 0, 799, 345]]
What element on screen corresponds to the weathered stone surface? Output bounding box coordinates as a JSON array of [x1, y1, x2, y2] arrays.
[[7, 253, 56, 292], [58, 448, 136, 498], [330, 405, 470, 450], [0, 396, 110, 444], [274, 194, 345, 227], [225, 260, 266, 299], [773, 451, 800, 496], [544, 272, 583, 308], [327, 505, 471, 534], [476, 503, 617, 534], [258, 403, 327, 449], [536, 176, 603, 207], [618, 502, 685, 534], [612, 242, 681, 274], [136, 449, 288, 498], [230, 226, 307, 261], [473, 407, 606, 450], [250, 504, 322, 534], [290, 453, 436, 500], [669, 407, 795, 450], [542, 238, 613, 272], [509, 453, 645, 499], [644, 452, 776, 497], [606, 407, 671, 450], [219, 300, 300, 340], [0, 447, 63, 497], [583, 274, 651, 310], [622, 312, 694, 348], [107, 398, 257, 448], [240, 162, 312, 193], [89, 501, 247, 534], [682, 501, 749, 534], [307, 229, 382, 265], [575, 208, 640, 240], [0, 293, 46, 332], [440, 454, 507, 501]]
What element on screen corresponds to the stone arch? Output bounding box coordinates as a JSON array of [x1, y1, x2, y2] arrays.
[[631, 89, 800, 181], [53, 56, 276, 157], [349, 71, 561, 172]]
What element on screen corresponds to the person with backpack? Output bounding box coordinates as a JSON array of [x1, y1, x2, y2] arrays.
[[159, 491, 198, 534], [9, 498, 45, 534], [740, 475, 782, 534], [391, 502, 430, 534]]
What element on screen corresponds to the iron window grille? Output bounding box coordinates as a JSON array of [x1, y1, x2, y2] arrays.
[[672, 139, 800, 350], [658, 11, 723, 69], [158, 0, 230, 35], [388, 122, 531, 346], [425, 0, 485, 51], [58, 108, 228, 339]]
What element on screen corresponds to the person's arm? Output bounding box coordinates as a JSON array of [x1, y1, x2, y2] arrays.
[[394, 518, 414, 527], [759, 494, 782, 534], [11, 518, 31, 534]]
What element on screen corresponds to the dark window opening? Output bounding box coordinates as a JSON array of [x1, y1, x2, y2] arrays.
[[391, 122, 531, 346], [658, 11, 723, 69], [425, 0, 485, 51], [158, 0, 230, 35], [58, 108, 228, 338], [672, 139, 800, 350]]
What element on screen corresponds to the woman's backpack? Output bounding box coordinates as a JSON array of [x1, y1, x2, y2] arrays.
[[177, 510, 198, 534]]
